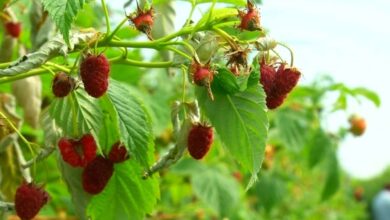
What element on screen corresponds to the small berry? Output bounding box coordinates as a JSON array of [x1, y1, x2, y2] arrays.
[[128, 4, 154, 39], [14, 182, 49, 220], [109, 142, 129, 163], [5, 22, 21, 38], [349, 115, 366, 136], [238, 1, 261, 31], [190, 60, 213, 86], [58, 134, 97, 167], [80, 54, 110, 98], [82, 156, 114, 195], [52, 72, 76, 97], [187, 123, 214, 160]]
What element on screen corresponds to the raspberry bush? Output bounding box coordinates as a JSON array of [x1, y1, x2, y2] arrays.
[[0, 0, 380, 219]]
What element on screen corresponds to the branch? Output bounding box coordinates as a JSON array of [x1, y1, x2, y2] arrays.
[[22, 146, 56, 169], [0, 201, 14, 211]]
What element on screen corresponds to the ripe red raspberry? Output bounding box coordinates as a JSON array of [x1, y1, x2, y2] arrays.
[[349, 115, 366, 136], [108, 142, 129, 163], [238, 1, 261, 31], [5, 22, 21, 38], [82, 156, 114, 195], [52, 72, 76, 98], [58, 134, 97, 167], [80, 54, 110, 98], [128, 5, 154, 39], [273, 64, 301, 96], [14, 182, 49, 220], [187, 123, 214, 160], [190, 60, 213, 86], [260, 63, 276, 95], [266, 94, 286, 109]]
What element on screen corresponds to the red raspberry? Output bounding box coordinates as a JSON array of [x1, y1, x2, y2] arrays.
[[82, 156, 114, 195], [58, 134, 97, 167], [273, 64, 301, 96], [14, 182, 49, 220], [80, 54, 110, 98], [266, 94, 286, 109], [5, 22, 21, 38], [260, 63, 276, 96], [108, 142, 129, 163], [190, 60, 213, 86], [187, 124, 214, 160], [238, 1, 261, 31], [52, 72, 76, 98]]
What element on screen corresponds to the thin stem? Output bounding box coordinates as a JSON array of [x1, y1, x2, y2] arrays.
[[105, 17, 129, 42], [22, 146, 56, 169], [212, 27, 238, 50], [184, 2, 196, 27], [165, 46, 192, 60], [46, 62, 71, 73], [0, 61, 12, 69], [101, 0, 111, 34], [0, 68, 50, 84], [110, 56, 175, 68], [277, 42, 294, 66]]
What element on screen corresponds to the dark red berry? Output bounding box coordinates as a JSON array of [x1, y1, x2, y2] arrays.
[[260, 63, 276, 95], [5, 22, 21, 38], [187, 124, 214, 160], [109, 142, 129, 163], [58, 134, 97, 167], [273, 64, 301, 96], [52, 72, 76, 98], [80, 54, 110, 98], [191, 60, 213, 86], [82, 156, 114, 195], [238, 1, 261, 31], [14, 182, 49, 220], [266, 94, 286, 109]]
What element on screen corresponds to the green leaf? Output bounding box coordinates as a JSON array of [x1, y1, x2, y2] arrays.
[[352, 87, 381, 107], [252, 173, 285, 212], [321, 151, 340, 200], [0, 31, 96, 77], [107, 80, 154, 168], [196, 8, 238, 28], [307, 128, 332, 168], [196, 85, 268, 188], [274, 108, 310, 151], [49, 89, 103, 149], [58, 159, 91, 220], [42, 0, 85, 44], [195, 0, 246, 6], [87, 160, 159, 220], [97, 96, 121, 153], [192, 167, 240, 217], [212, 67, 240, 94]]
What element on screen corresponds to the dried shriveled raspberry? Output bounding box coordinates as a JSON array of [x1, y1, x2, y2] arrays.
[[14, 182, 49, 220], [80, 54, 110, 98], [5, 22, 21, 38], [238, 1, 261, 31], [109, 142, 129, 163], [187, 123, 214, 160], [82, 156, 114, 195], [52, 72, 76, 98], [128, 4, 154, 39], [58, 134, 97, 167]]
